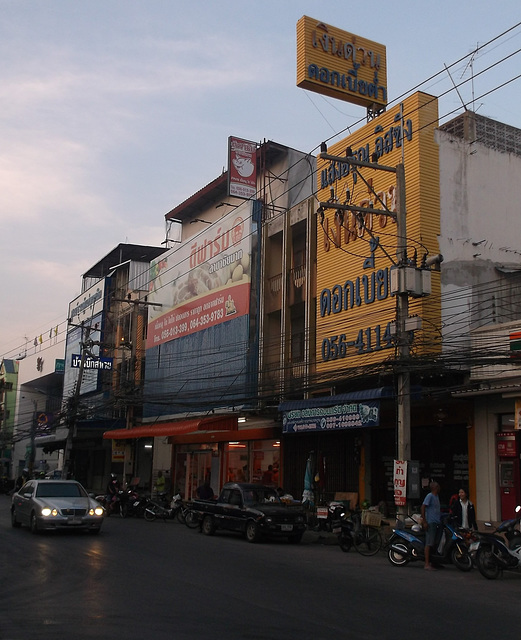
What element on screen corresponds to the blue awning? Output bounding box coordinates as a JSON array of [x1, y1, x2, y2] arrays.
[[278, 387, 394, 413]]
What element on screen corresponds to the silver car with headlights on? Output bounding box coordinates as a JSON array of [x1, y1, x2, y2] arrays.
[[11, 479, 105, 534]]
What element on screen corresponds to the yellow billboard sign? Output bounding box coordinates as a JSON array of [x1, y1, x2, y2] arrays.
[[316, 92, 441, 374], [297, 16, 387, 109]]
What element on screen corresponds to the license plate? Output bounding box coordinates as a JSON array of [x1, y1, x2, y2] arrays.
[[67, 517, 82, 524], [281, 524, 293, 532], [133, 501, 140, 507], [332, 526, 341, 534], [469, 541, 479, 552]]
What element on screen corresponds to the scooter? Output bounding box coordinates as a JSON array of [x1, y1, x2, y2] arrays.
[[474, 505, 521, 580], [387, 514, 472, 571]]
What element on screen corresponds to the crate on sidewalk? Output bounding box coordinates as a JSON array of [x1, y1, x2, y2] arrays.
[[361, 509, 383, 527]]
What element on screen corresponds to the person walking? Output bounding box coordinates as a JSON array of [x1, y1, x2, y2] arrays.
[[421, 481, 442, 571]]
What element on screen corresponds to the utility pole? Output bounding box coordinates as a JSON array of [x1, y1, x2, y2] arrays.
[[394, 163, 411, 520], [317, 152, 413, 517], [62, 323, 92, 479]]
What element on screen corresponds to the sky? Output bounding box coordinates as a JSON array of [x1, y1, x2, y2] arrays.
[[1, 1, 521, 360]]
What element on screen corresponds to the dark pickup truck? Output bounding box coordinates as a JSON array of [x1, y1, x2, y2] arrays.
[[192, 482, 307, 543]]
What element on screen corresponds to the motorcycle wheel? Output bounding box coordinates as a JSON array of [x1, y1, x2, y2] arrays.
[[387, 541, 410, 567], [450, 545, 472, 572], [144, 506, 157, 522], [184, 510, 200, 529], [338, 534, 353, 553], [176, 508, 186, 524], [476, 545, 502, 580]]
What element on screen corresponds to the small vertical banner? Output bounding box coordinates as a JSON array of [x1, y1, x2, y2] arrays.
[[111, 441, 125, 463], [228, 136, 257, 199], [515, 399, 521, 430], [393, 460, 408, 506]]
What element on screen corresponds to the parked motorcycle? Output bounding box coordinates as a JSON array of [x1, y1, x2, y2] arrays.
[[144, 493, 183, 522], [119, 488, 146, 518], [311, 502, 345, 534], [387, 514, 472, 571], [475, 505, 521, 579]]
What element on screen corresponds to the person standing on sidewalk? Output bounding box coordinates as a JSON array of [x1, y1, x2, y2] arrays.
[[421, 481, 441, 571]]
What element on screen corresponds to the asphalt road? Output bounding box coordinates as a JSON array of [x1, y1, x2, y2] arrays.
[[1, 495, 520, 640]]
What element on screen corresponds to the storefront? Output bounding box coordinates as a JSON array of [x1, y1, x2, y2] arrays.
[[103, 416, 281, 499]]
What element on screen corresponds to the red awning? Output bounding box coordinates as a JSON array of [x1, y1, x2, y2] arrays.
[[103, 415, 238, 440]]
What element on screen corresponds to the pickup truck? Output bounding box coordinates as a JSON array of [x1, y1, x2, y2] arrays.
[[191, 482, 307, 543]]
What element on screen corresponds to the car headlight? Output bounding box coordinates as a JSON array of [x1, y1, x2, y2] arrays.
[[265, 517, 273, 524], [89, 507, 104, 516], [41, 508, 58, 517]]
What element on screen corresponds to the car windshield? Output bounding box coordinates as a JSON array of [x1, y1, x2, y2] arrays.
[[35, 483, 86, 498], [243, 489, 281, 506]]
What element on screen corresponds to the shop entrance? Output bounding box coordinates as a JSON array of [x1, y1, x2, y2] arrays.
[[174, 445, 219, 499]]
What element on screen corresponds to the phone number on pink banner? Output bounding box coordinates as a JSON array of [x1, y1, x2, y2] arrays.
[[147, 282, 250, 348]]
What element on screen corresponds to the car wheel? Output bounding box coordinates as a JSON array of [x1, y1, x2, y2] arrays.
[[11, 509, 21, 528], [245, 520, 261, 543], [202, 515, 216, 536], [30, 512, 40, 534]]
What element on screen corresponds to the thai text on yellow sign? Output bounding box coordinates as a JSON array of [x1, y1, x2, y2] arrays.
[[316, 92, 441, 374], [297, 16, 387, 109]]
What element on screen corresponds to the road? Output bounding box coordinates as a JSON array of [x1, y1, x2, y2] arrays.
[[0, 495, 520, 640]]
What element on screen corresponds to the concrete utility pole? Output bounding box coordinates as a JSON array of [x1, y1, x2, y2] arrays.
[[318, 152, 412, 516], [394, 163, 411, 520], [62, 324, 92, 479]]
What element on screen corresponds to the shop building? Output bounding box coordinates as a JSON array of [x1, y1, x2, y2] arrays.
[[103, 140, 316, 498], [279, 101, 521, 519], [0, 359, 19, 478]]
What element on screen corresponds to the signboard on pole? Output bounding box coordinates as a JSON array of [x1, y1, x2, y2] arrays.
[[393, 460, 408, 506]]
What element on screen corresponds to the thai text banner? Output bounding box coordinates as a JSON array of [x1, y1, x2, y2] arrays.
[[146, 202, 252, 349], [297, 16, 387, 109], [282, 400, 379, 433]]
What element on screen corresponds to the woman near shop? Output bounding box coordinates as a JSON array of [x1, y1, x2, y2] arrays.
[[450, 488, 477, 530]]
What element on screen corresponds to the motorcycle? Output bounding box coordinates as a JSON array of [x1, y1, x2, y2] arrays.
[[387, 514, 472, 571], [95, 491, 124, 517], [474, 505, 521, 580], [144, 493, 183, 522], [311, 502, 345, 534], [119, 488, 147, 518]]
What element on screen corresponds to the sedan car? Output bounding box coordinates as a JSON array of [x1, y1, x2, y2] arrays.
[[11, 479, 104, 534]]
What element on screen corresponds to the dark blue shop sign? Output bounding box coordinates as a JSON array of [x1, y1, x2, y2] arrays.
[[282, 400, 380, 434], [71, 354, 113, 370]]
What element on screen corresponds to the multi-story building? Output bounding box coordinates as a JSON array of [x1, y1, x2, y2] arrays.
[[0, 358, 18, 479], [103, 140, 316, 498]]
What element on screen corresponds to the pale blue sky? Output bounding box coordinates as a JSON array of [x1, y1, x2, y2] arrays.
[[1, 0, 520, 357]]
